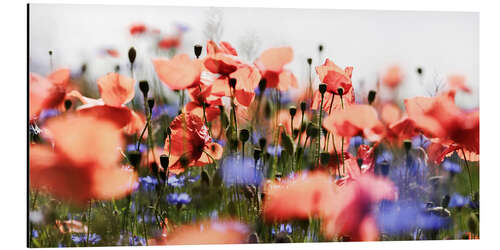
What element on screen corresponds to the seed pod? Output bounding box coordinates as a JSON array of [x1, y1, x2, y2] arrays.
[[403, 140, 412, 152], [194, 44, 203, 58], [319, 83, 327, 95], [64, 100, 72, 111], [229, 78, 237, 89], [337, 87, 344, 96], [139, 80, 149, 97], [128, 47, 136, 64], [239, 129, 250, 143], [300, 101, 306, 112], [128, 151, 141, 168], [147, 98, 155, 112], [318, 44, 324, 52], [159, 154, 169, 171], [289, 105, 297, 117], [307, 58, 312, 65], [368, 90, 377, 105]]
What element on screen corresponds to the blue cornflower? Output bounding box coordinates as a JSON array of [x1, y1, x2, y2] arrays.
[[129, 235, 146, 246], [376, 150, 393, 165], [32, 229, 39, 238], [214, 139, 226, 147], [139, 176, 159, 192], [272, 224, 293, 235], [187, 174, 200, 183], [167, 175, 185, 187], [72, 233, 101, 245], [39, 109, 60, 123], [152, 104, 179, 119], [127, 143, 146, 153], [349, 136, 369, 149], [267, 145, 283, 157], [221, 155, 263, 186], [448, 193, 470, 208], [412, 134, 431, 149], [167, 193, 192, 205], [442, 159, 461, 174]]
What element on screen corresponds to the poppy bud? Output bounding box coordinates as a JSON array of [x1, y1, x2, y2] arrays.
[[442, 194, 450, 208], [337, 87, 344, 96], [318, 44, 324, 52], [357, 158, 364, 169], [306, 122, 319, 138], [417, 67, 423, 75], [179, 155, 189, 168], [150, 162, 159, 176], [319, 83, 327, 95], [48, 50, 53, 56], [300, 101, 306, 112], [293, 129, 299, 139], [139, 80, 149, 97], [239, 129, 250, 143], [258, 78, 267, 93], [368, 90, 377, 105], [259, 138, 267, 150], [114, 65, 120, 72], [64, 100, 72, 111], [320, 152, 330, 166], [307, 58, 312, 65], [201, 170, 210, 187], [253, 148, 262, 161], [275, 232, 292, 243], [81, 64, 87, 74], [128, 47, 136, 64], [194, 44, 203, 58], [128, 151, 141, 168], [403, 140, 412, 152], [147, 98, 155, 112], [248, 232, 260, 243], [160, 154, 169, 170], [288, 106, 297, 118], [229, 78, 237, 89]]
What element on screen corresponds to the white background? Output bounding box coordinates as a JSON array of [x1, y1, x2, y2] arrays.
[[1, 0, 498, 249]]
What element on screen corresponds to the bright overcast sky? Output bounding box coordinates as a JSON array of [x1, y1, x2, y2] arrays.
[[29, 4, 479, 108]]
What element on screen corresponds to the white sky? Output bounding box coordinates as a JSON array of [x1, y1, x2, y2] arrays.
[[29, 4, 479, 108]]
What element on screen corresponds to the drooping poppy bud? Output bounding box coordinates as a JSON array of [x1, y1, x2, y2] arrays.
[[128, 47, 137, 64], [289, 106, 297, 118], [129, 150, 142, 168], [258, 78, 267, 93], [194, 44, 203, 58], [64, 99, 72, 111], [337, 87, 344, 96], [139, 80, 149, 97], [147, 98, 155, 112], [300, 101, 306, 112], [259, 138, 267, 150], [368, 90, 377, 105], [319, 83, 327, 95], [229, 78, 237, 89], [239, 129, 250, 143], [160, 154, 169, 170]]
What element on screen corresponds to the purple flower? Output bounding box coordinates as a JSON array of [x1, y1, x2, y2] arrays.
[[267, 145, 283, 157], [72, 233, 101, 245], [442, 159, 461, 174], [139, 176, 159, 192], [221, 155, 263, 186], [167, 192, 191, 205], [448, 193, 470, 208], [412, 134, 431, 149]]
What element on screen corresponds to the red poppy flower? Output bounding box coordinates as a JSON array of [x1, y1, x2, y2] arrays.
[[97, 72, 135, 107], [448, 75, 471, 93], [153, 54, 203, 90], [315, 58, 353, 95], [323, 104, 385, 142], [150, 219, 248, 245], [263, 171, 338, 221], [322, 175, 396, 241], [185, 85, 223, 122], [380, 103, 401, 125], [405, 91, 479, 153], [105, 49, 120, 58], [255, 47, 298, 91], [387, 116, 420, 141], [164, 113, 223, 174], [29, 68, 71, 119], [129, 23, 147, 35], [206, 40, 238, 56], [29, 115, 137, 205], [56, 220, 88, 234], [381, 65, 404, 89], [158, 35, 181, 50]]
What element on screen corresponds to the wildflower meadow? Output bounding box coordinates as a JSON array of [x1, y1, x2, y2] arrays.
[[28, 5, 479, 247]]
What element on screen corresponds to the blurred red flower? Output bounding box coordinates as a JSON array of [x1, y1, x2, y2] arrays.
[[381, 65, 404, 89], [158, 35, 181, 50], [29, 115, 137, 205], [129, 23, 147, 35], [29, 68, 71, 120]]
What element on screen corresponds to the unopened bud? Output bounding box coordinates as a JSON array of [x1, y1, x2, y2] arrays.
[[337, 87, 344, 96], [159, 154, 169, 170], [147, 98, 155, 112], [368, 90, 376, 105], [139, 80, 149, 97], [307, 58, 312, 65], [129, 151, 141, 168], [64, 100, 72, 111], [229, 78, 237, 89], [319, 83, 327, 95], [194, 44, 203, 58], [239, 129, 250, 143], [289, 106, 297, 117], [128, 47, 136, 64], [300, 101, 306, 112]]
